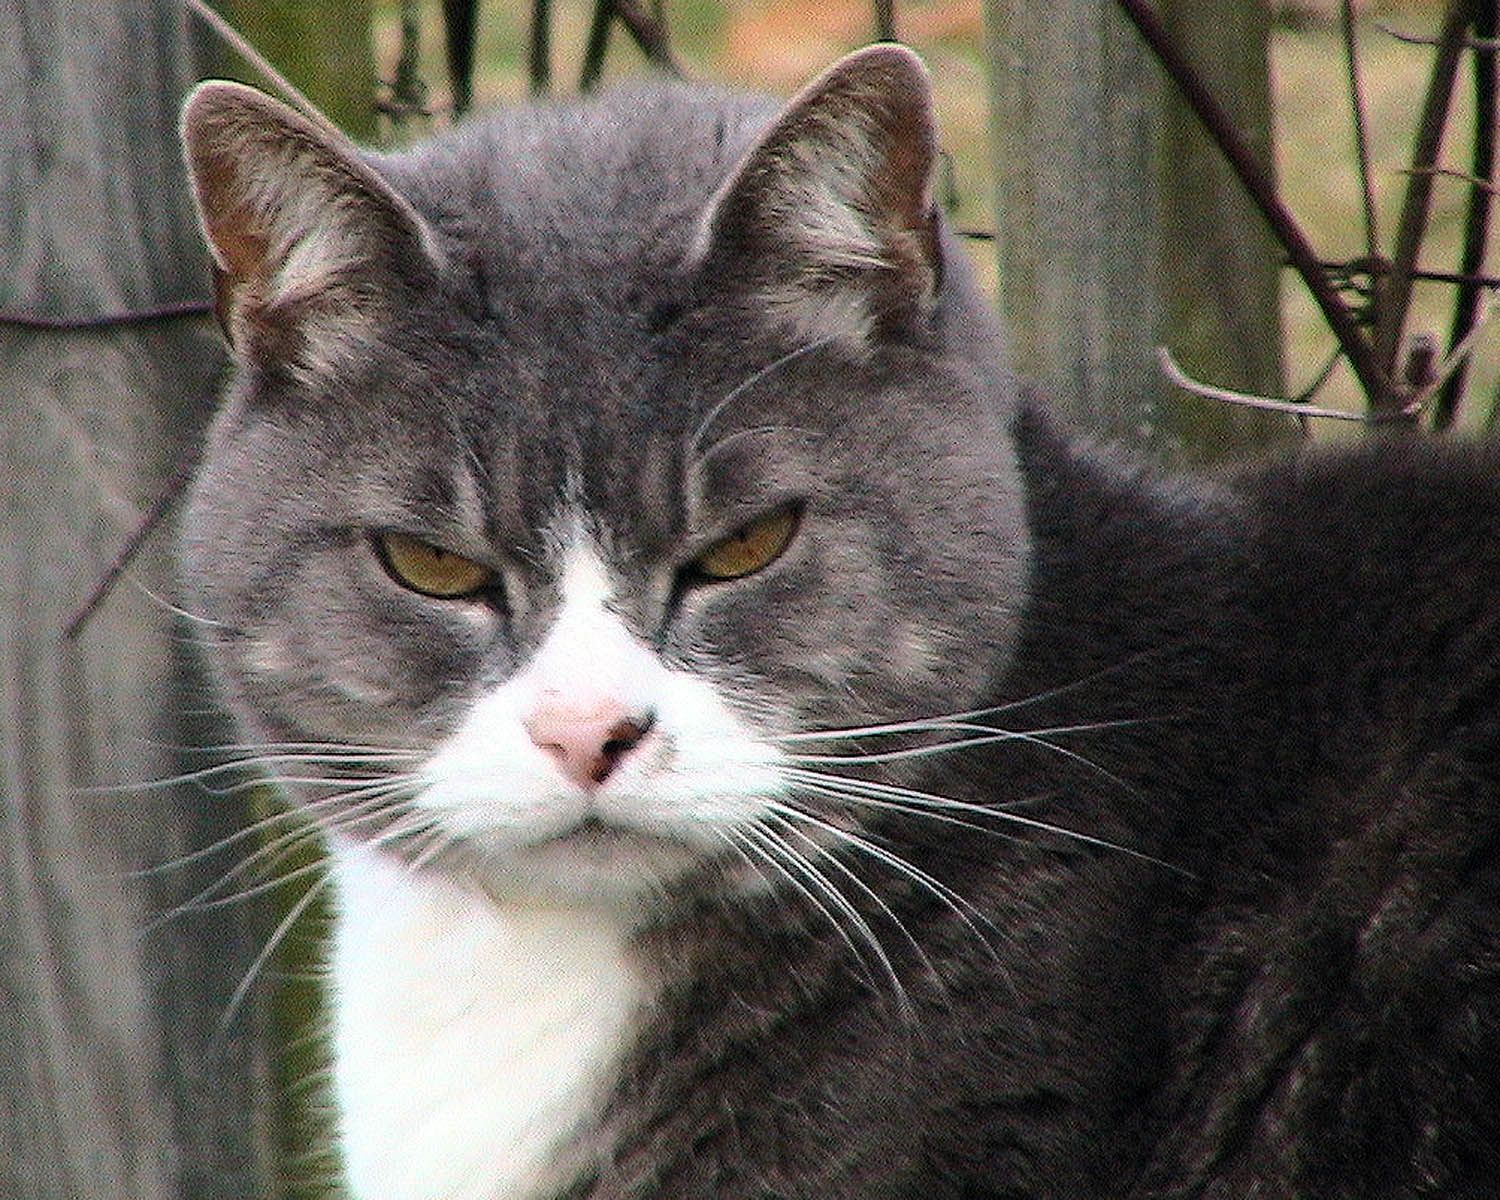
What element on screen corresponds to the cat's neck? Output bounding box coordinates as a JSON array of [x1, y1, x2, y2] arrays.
[[328, 843, 650, 1200]]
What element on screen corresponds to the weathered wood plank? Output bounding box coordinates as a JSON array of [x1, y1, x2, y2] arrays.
[[0, 3, 277, 1197], [984, 0, 1292, 461]]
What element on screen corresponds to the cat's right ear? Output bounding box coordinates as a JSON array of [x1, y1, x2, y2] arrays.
[[688, 44, 941, 349], [180, 82, 442, 380]]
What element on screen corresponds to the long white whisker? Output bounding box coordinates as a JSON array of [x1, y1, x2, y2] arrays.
[[768, 798, 1003, 957], [215, 869, 335, 1044], [745, 820, 912, 1021], [688, 332, 844, 455], [780, 719, 1155, 767], [730, 823, 891, 1010], [84, 753, 419, 797], [784, 767, 1190, 877], [783, 772, 1007, 842], [146, 854, 330, 928], [766, 811, 940, 1000], [146, 788, 414, 924]]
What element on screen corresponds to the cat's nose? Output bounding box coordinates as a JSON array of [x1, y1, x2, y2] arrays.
[[524, 699, 656, 789]]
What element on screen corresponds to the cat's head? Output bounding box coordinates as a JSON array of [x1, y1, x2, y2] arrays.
[[178, 46, 1029, 909]]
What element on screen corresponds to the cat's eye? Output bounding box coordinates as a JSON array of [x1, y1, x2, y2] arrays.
[[375, 532, 496, 599], [690, 507, 801, 582]]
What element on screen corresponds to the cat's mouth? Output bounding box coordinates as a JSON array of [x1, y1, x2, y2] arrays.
[[452, 809, 711, 905], [530, 813, 658, 853]]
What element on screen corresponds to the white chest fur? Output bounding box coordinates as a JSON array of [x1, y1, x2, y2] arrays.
[[329, 847, 648, 1200]]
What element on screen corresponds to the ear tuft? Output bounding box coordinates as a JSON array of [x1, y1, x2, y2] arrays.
[[180, 81, 439, 379], [693, 45, 942, 346]]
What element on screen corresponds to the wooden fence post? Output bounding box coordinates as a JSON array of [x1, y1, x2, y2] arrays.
[[1, 2, 278, 1197], [984, 0, 1293, 461]]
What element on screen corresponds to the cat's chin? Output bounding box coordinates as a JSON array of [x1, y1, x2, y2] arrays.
[[439, 818, 727, 910]]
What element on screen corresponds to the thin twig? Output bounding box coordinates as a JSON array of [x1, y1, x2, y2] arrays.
[[0, 300, 212, 330], [1435, 0, 1498, 430], [66, 0, 316, 643], [529, 0, 553, 95], [1292, 346, 1344, 404], [1157, 346, 1369, 423], [63, 450, 202, 641], [1318, 256, 1500, 290], [1400, 163, 1500, 192], [181, 0, 341, 137], [1374, 0, 1477, 384], [1377, 21, 1500, 51], [875, 0, 897, 41], [1114, 0, 1395, 412], [1340, 0, 1381, 263], [612, 0, 683, 76]]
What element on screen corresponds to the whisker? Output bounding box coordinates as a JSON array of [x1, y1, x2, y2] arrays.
[[127, 577, 234, 628], [783, 767, 1191, 878], [776, 714, 1158, 747], [146, 788, 414, 923], [766, 811, 940, 1000], [768, 798, 1003, 957], [688, 331, 844, 456], [779, 719, 1156, 766], [728, 823, 895, 1012], [146, 853, 330, 929], [84, 753, 419, 797], [215, 868, 335, 1045]]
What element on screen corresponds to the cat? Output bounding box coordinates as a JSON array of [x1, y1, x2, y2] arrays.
[[176, 43, 1500, 1200]]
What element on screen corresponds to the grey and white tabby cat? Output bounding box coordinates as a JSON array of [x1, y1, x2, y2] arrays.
[[178, 44, 1500, 1200]]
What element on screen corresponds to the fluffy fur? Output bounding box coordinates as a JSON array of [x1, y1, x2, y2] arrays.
[[179, 45, 1500, 1200]]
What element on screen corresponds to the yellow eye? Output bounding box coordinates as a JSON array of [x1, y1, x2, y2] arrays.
[[692, 507, 800, 581], [376, 532, 495, 599]]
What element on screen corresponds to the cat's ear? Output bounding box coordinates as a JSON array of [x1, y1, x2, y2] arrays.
[[691, 44, 941, 345], [180, 81, 442, 379]]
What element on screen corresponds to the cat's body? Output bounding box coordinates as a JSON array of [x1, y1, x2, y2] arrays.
[[178, 47, 1500, 1200]]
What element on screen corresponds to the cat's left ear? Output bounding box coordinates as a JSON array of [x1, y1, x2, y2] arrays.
[[691, 44, 941, 344], [180, 81, 443, 380]]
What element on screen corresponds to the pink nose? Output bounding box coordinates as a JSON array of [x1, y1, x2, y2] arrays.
[[524, 699, 655, 788]]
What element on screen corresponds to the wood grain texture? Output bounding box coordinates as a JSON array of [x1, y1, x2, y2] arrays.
[[984, 0, 1292, 462], [1, 3, 277, 1197]]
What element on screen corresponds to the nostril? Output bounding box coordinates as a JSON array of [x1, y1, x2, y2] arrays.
[[593, 711, 656, 783], [601, 712, 655, 760]]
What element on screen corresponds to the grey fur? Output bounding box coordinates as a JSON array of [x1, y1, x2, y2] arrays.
[[179, 46, 1500, 1200]]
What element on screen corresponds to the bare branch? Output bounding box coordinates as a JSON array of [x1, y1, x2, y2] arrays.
[[1436, 0, 1498, 430], [1374, 0, 1478, 384], [1113, 0, 1396, 413], [579, 0, 612, 90], [530, 0, 553, 95], [1377, 21, 1500, 51], [1341, 0, 1381, 261], [1157, 346, 1368, 423], [1414, 290, 1498, 415], [1400, 164, 1500, 192], [182, 0, 342, 137], [612, 0, 683, 76]]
